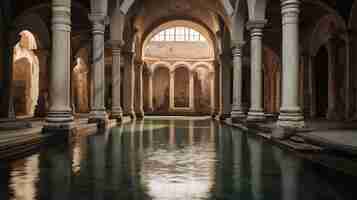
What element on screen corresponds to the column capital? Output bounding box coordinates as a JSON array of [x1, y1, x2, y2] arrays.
[[231, 40, 246, 49], [281, 0, 300, 24], [89, 13, 109, 34], [246, 20, 267, 30], [110, 40, 125, 52]]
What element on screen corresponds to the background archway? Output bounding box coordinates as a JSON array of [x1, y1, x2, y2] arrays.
[[153, 67, 170, 113], [12, 30, 39, 117], [174, 67, 190, 108]]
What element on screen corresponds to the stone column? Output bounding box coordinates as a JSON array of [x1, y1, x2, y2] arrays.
[[169, 71, 175, 110], [110, 40, 123, 121], [88, 13, 108, 124], [308, 55, 316, 118], [247, 20, 266, 122], [210, 71, 215, 115], [220, 54, 232, 120], [189, 70, 195, 110], [278, 0, 304, 128], [345, 38, 351, 120], [326, 39, 337, 120], [45, 0, 74, 130], [147, 70, 154, 112], [136, 62, 144, 119], [123, 51, 136, 118], [214, 61, 222, 118], [231, 41, 246, 122]]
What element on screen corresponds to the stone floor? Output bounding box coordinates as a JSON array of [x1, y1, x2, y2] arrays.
[[228, 119, 357, 155]]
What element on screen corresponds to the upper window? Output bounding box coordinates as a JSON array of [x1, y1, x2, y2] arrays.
[[151, 27, 206, 42]]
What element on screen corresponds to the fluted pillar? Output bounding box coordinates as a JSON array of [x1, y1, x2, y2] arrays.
[[169, 71, 175, 110], [231, 41, 246, 121], [123, 51, 136, 118], [110, 40, 123, 121], [189, 70, 195, 110], [147, 70, 154, 112], [136, 62, 144, 119], [88, 13, 108, 124], [278, 0, 304, 128], [247, 20, 266, 122], [45, 0, 74, 130], [326, 39, 337, 120]]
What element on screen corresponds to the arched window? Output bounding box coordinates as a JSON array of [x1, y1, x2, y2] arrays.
[[151, 27, 206, 42]]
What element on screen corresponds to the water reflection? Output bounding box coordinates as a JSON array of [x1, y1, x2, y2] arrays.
[[0, 119, 355, 200]]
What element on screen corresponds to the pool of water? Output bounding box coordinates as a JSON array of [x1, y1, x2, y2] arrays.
[[0, 119, 355, 200]]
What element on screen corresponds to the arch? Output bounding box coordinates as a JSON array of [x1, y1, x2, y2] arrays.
[[192, 62, 215, 73], [174, 67, 190, 108], [310, 14, 347, 57], [12, 30, 40, 117], [193, 65, 213, 114], [11, 13, 49, 49], [151, 61, 171, 74], [153, 67, 170, 112], [171, 61, 192, 73], [72, 47, 90, 114], [142, 20, 217, 58]]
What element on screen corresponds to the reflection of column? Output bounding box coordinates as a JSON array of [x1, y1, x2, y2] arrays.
[[148, 70, 154, 112], [247, 20, 266, 122], [169, 120, 175, 146], [189, 70, 195, 110], [231, 41, 246, 121], [45, 0, 74, 129], [247, 136, 263, 200], [278, 0, 305, 127], [326, 39, 337, 120], [110, 40, 124, 121], [273, 146, 301, 200], [188, 120, 194, 145], [232, 128, 243, 194], [123, 52, 136, 118], [48, 147, 72, 200], [89, 13, 108, 124], [110, 126, 123, 194], [136, 63, 144, 119], [148, 120, 154, 149], [169, 71, 175, 110], [92, 134, 106, 200]]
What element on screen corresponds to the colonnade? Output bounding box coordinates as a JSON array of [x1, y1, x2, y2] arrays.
[[45, 0, 304, 133], [231, 0, 304, 128]]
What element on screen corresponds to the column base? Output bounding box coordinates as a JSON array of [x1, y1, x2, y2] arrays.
[[231, 110, 246, 123], [277, 110, 304, 128], [326, 109, 339, 120], [89, 110, 108, 127], [110, 109, 123, 121], [46, 111, 74, 123], [135, 111, 145, 120], [247, 110, 266, 122], [42, 121, 76, 137], [219, 113, 231, 120]]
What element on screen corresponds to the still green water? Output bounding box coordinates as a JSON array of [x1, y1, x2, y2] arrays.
[[0, 119, 354, 200]]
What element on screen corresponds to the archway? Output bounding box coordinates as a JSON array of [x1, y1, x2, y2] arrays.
[[193, 65, 213, 114], [314, 46, 329, 118], [12, 30, 39, 117], [72, 57, 90, 114], [153, 67, 170, 113], [174, 66, 190, 109], [263, 47, 281, 116], [142, 20, 216, 116]]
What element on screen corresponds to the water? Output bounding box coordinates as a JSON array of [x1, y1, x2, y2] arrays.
[[0, 119, 355, 200]]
